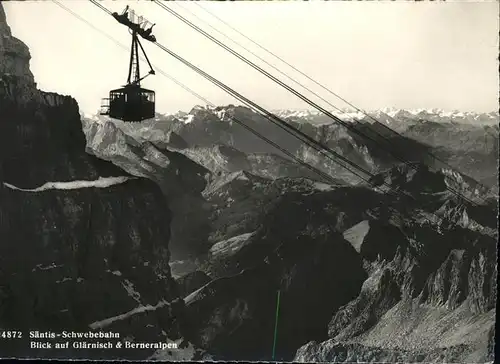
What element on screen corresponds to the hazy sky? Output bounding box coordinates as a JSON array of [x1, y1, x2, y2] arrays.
[[3, 1, 499, 115]]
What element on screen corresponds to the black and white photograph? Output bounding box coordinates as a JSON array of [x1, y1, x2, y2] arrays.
[[0, 0, 498, 362]]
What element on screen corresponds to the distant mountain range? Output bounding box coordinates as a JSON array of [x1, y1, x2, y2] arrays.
[[83, 107, 499, 127], [270, 107, 499, 126], [82, 105, 499, 189]]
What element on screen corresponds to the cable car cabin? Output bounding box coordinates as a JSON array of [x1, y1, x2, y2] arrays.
[[100, 85, 155, 122], [99, 6, 157, 122]]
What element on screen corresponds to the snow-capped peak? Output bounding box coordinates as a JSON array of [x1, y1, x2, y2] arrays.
[[272, 108, 499, 126]]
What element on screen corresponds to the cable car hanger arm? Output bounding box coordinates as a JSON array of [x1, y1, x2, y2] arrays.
[[136, 36, 155, 77], [126, 32, 155, 86]]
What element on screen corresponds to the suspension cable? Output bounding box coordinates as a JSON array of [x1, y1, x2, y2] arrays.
[[171, 2, 364, 127], [88, 0, 111, 15], [84, 0, 495, 231], [87, 0, 481, 207], [153, 41, 388, 189], [84, 1, 400, 194], [194, 1, 498, 158], [52, 0, 345, 186], [153, 41, 380, 183], [153, 0, 491, 207]]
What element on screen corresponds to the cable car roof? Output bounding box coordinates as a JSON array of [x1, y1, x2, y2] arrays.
[[109, 86, 155, 93]]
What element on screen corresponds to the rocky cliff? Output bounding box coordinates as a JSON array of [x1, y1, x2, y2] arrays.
[[293, 170, 497, 363], [82, 119, 212, 260], [0, 4, 35, 101], [0, 4, 194, 359]]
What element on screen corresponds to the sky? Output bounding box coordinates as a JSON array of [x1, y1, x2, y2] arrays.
[[3, 1, 499, 115]]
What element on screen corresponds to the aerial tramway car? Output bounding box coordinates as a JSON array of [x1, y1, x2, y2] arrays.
[[100, 6, 157, 122]]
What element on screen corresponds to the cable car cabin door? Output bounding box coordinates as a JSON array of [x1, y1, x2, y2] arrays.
[[108, 87, 155, 122]]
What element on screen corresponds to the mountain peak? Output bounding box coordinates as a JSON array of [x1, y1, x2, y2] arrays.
[[0, 3, 37, 100]]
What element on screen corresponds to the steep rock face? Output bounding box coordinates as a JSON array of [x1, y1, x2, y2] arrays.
[[178, 143, 328, 182], [374, 119, 498, 190], [202, 174, 352, 258], [295, 337, 495, 364], [370, 162, 496, 207], [327, 265, 402, 341], [185, 231, 367, 361], [296, 221, 496, 363], [342, 220, 409, 261], [0, 179, 185, 359], [181, 144, 252, 174], [288, 162, 496, 363], [175, 105, 303, 156], [95, 116, 189, 150], [419, 238, 497, 314], [0, 4, 35, 98], [1, 94, 126, 187], [87, 115, 329, 182], [369, 162, 448, 195], [0, 4, 189, 359], [82, 119, 212, 259], [183, 183, 409, 360], [290, 119, 439, 185], [246, 152, 327, 181], [1, 8, 125, 187], [154, 130, 189, 150]]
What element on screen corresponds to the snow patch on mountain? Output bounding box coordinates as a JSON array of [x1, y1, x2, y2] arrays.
[[89, 300, 170, 330], [3, 176, 133, 192]]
